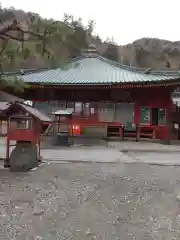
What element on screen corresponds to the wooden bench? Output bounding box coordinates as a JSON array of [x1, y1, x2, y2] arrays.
[[138, 126, 156, 140], [123, 122, 137, 139], [107, 125, 124, 140], [123, 123, 156, 141]]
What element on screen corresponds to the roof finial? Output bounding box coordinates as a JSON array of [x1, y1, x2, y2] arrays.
[[82, 44, 98, 57], [87, 44, 97, 52]]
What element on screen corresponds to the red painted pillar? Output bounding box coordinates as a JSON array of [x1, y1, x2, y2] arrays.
[[136, 124, 140, 142], [4, 137, 10, 168], [134, 103, 140, 124], [119, 125, 124, 140], [164, 94, 173, 144], [152, 128, 156, 139], [37, 139, 41, 162]]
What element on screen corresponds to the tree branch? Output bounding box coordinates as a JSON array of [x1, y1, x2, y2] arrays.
[[0, 33, 24, 41], [0, 19, 45, 41], [0, 19, 60, 63], [0, 40, 7, 55], [17, 28, 44, 39], [0, 19, 18, 35], [0, 32, 42, 42]]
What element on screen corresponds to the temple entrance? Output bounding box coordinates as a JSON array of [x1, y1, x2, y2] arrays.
[[151, 108, 159, 125]]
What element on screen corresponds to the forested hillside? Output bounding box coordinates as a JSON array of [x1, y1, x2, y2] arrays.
[[0, 5, 103, 72], [0, 4, 180, 74]]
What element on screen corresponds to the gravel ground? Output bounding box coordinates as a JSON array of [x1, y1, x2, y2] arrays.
[[1, 162, 180, 239]]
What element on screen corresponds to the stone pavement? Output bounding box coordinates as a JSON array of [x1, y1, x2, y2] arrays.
[[0, 137, 134, 164], [108, 140, 180, 153], [0, 137, 180, 165], [126, 152, 180, 166], [40, 148, 180, 166], [41, 147, 135, 163], [0, 138, 134, 164]]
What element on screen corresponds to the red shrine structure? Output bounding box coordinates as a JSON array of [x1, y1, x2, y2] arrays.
[[14, 44, 180, 141], [1, 101, 51, 169]]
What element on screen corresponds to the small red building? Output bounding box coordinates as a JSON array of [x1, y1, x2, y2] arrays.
[[17, 45, 180, 141], [0, 90, 24, 135], [1, 101, 51, 169]]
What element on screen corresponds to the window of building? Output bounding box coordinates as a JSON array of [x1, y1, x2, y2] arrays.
[[74, 102, 83, 115], [151, 108, 166, 125], [83, 103, 90, 116], [10, 118, 32, 130], [140, 107, 150, 125], [158, 108, 166, 125], [66, 102, 75, 113]]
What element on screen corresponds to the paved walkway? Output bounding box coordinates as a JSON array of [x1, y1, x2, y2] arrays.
[[126, 152, 180, 166], [0, 137, 180, 165], [108, 140, 180, 153], [41, 147, 135, 163], [0, 138, 135, 164]]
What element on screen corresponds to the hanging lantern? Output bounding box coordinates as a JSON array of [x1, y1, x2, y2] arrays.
[[171, 87, 180, 107]]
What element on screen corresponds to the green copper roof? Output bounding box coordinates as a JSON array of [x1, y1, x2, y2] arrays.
[[21, 55, 180, 85]]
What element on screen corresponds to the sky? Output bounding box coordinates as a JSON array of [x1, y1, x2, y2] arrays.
[[1, 0, 180, 45]]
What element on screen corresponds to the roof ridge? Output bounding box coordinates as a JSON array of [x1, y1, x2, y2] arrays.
[[22, 56, 86, 75], [66, 53, 148, 73], [64, 55, 86, 65], [21, 54, 180, 85], [96, 55, 180, 76], [97, 55, 146, 73], [1, 54, 180, 78], [0, 68, 49, 76]]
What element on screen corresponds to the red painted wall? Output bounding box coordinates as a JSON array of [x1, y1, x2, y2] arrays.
[[135, 88, 170, 107], [32, 87, 172, 140], [134, 88, 170, 123], [134, 88, 171, 139]]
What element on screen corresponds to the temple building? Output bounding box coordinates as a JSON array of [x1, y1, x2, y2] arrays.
[[13, 44, 180, 141]]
